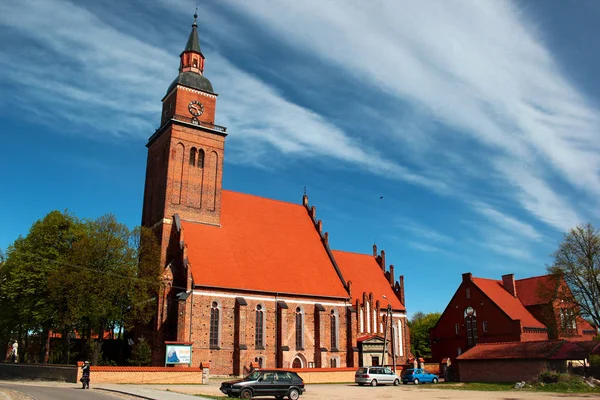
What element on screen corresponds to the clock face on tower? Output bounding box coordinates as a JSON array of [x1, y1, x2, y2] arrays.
[[188, 100, 204, 117]]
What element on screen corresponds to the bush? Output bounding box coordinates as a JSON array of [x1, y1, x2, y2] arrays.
[[127, 337, 152, 366]]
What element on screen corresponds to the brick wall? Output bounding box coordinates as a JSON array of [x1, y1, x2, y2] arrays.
[[458, 359, 546, 383], [76, 363, 204, 384], [187, 289, 352, 375], [0, 363, 77, 383]]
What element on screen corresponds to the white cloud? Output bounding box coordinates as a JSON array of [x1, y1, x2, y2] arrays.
[[471, 202, 542, 241], [220, 0, 598, 232]]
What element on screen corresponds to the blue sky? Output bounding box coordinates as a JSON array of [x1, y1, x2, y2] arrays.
[[1, 0, 599, 316]]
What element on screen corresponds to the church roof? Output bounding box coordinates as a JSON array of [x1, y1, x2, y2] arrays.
[[515, 275, 559, 306], [184, 14, 202, 54], [181, 190, 349, 299], [166, 72, 214, 95], [472, 277, 546, 329], [332, 250, 405, 311]]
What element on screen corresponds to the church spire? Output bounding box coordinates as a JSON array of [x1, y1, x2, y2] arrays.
[[180, 11, 205, 74]]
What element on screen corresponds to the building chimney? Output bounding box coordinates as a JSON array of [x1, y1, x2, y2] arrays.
[[462, 272, 473, 283], [502, 273, 517, 297], [389, 264, 395, 285], [373, 244, 377, 257], [324, 232, 329, 246], [302, 194, 308, 207], [317, 220, 322, 233], [399, 275, 405, 305], [310, 206, 316, 221], [380, 250, 386, 272], [347, 280, 352, 297]]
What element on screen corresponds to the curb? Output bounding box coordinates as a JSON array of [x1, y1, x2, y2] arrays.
[[96, 387, 156, 400]]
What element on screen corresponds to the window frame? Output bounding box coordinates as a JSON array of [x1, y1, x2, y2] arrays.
[[255, 304, 266, 349], [209, 300, 221, 349]]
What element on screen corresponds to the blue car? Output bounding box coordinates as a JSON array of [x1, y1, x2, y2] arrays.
[[401, 368, 439, 385]]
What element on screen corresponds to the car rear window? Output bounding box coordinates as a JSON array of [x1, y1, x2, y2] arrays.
[[403, 369, 414, 375], [357, 368, 368, 374]]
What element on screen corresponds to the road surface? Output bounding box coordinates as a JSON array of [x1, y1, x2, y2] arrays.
[[0, 383, 129, 400]]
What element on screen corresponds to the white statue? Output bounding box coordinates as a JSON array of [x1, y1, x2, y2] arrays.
[[12, 342, 18, 362]]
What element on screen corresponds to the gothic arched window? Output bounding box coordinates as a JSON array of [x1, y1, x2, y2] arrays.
[[465, 307, 478, 347], [209, 301, 220, 348], [255, 304, 265, 348], [330, 310, 338, 350], [198, 149, 205, 169], [295, 307, 304, 349], [190, 148, 197, 166]]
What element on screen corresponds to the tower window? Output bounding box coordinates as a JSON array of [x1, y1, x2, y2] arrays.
[[210, 301, 220, 348], [482, 321, 488, 333], [466, 288, 470, 299], [198, 149, 205, 168], [193, 58, 198, 68], [190, 148, 197, 166], [455, 323, 460, 334]]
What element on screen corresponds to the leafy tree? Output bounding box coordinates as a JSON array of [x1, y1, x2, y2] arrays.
[[548, 223, 600, 329], [0, 210, 81, 363], [127, 337, 152, 366], [69, 215, 160, 365], [408, 311, 441, 359]]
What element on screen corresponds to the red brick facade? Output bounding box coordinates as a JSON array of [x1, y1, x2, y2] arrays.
[[140, 14, 411, 375], [430, 272, 596, 363]]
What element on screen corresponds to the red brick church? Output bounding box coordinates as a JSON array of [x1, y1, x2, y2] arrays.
[[141, 13, 412, 375]]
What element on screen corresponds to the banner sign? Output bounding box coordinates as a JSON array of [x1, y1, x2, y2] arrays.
[[165, 344, 192, 365]]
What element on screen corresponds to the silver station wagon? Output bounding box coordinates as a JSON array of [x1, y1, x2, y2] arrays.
[[354, 366, 400, 386]]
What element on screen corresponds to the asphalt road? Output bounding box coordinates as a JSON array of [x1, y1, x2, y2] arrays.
[[0, 383, 120, 400]]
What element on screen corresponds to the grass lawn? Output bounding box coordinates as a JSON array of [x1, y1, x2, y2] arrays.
[[432, 381, 600, 393]]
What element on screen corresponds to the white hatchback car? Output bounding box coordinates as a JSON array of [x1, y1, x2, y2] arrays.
[[355, 366, 400, 387]]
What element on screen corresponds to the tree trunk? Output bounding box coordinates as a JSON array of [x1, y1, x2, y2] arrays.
[[61, 326, 70, 364], [39, 326, 49, 364], [91, 322, 105, 366]]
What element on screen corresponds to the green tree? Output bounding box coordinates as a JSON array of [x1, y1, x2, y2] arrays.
[[408, 311, 441, 359], [127, 337, 152, 366], [548, 223, 600, 329], [0, 210, 81, 363], [69, 215, 161, 365]]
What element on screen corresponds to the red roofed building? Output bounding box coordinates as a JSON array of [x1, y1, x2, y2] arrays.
[[140, 13, 410, 374], [430, 272, 597, 363]]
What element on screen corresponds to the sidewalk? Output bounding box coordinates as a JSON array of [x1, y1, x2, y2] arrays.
[[96, 383, 214, 400]]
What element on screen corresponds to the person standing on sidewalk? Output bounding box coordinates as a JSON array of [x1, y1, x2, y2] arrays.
[[80, 361, 91, 389]]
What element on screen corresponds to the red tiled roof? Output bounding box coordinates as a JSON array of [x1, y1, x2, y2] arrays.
[[357, 334, 383, 342], [549, 341, 598, 360], [515, 275, 559, 306], [472, 278, 546, 329], [182, 191, 349, 298], [331, 250, 405, 311], [457, 340, 564, 360]]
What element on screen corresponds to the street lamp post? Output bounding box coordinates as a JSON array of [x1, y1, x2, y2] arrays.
[[381, 295, 390, 367]]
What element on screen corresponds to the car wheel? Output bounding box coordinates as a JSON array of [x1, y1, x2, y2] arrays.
[[413, 378, 419, 385], [288, 388, 300, 400], [432, 378, 438, 384], [393, 379, 400, 386], [240, 388, 253, 399], [370, 379, 377, 387]]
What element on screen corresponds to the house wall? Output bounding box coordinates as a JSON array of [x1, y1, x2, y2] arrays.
[[430, 276, 523, 362], [458, 360, 546, 383]]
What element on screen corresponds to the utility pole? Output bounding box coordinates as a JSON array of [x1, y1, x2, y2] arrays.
[[390, 303, 396, 373]]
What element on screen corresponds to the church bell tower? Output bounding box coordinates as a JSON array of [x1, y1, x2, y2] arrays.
[[141, 12, 227, 262]]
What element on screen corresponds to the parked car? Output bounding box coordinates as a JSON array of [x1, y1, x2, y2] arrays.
[[401, 368, 439, 384], [354, 366, 400, 386], [220, 370, 306, 399]]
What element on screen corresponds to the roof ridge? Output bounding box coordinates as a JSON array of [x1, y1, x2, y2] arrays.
[[223, 189, 305, 208], [331, 249, 374, 257], [515, 274, 555, 282], [472, 276, 501, 283]]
